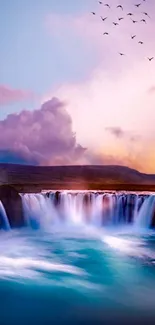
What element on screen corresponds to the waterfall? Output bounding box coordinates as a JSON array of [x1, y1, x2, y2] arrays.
[[0, 200, 10, 230], [0, 191, 154, 231], [21, 191, 155, 230], [21, 193, 58, 229], [134, 195, 155, 228]]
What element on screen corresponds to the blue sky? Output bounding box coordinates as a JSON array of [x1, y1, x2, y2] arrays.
[[0, 0, 98, 118]]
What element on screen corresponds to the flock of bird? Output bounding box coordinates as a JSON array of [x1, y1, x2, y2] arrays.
[[91, 1, 154, 61]]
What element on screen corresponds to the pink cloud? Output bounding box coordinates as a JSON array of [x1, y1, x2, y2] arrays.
[[0, 97, 142, 169], [0, 98, 86, 165], [0, 85, 34, 106]]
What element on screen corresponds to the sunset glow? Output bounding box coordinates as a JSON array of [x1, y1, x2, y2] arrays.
[[1, 0, 155, 172]]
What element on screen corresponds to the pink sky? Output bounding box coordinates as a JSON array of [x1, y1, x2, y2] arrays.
[[1, 0, 155, 172], [44, 2, 155, 172]]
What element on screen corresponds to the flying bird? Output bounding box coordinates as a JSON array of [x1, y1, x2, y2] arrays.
[[132, 19, 138, 23], [118, 17, 124, 21], [117, 5, 123, 10], [104, 4, 110, 8], [131, 35, 136, 39], [119, 52, 125, 56], [138, 41, 143, 44], [147, 57, 154, 61], [98, 1, 102, 3], [103, 32, 109, 35], [101, 16, 107, 21], [135, 3, 141, 7], [143, 12, 150, 18], [141, 19, 146, 23], [91, 12, 96, 15], [127, 13, 133, 16], [113, 22, 119, 26]]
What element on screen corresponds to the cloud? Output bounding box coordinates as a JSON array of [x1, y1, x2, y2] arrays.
[[105, 127, 140, 143], [43, 1, 155, 173], [0, 85, 34, 106], [148, 86, 155, 94], [0, 98, 86, 165], [0, 96, 143, 170], [105, 127, 125, 138]]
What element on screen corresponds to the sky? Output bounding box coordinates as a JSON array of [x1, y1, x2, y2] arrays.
[[0, 0, 155, 172]]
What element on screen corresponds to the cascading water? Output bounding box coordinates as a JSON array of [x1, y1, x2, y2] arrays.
[[20, 191, 155, 230], [1, 191, 155, 325], [22, 193, 58, 229], [0, 200, 10, 230], [0, 191, 154, 231], [134, 195, 155, 228]]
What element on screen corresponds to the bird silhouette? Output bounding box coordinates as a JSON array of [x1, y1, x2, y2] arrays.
[[101, 16, 107, 21], [143, 12, 150, 18], [90, 1, 151, 64], [141, 19, 146, 23], [135, 3, 141, 8], [117, 5, 123, 10], [104, 4, 110, 8]]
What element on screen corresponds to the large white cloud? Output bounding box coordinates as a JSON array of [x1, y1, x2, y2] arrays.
[[44, 1, 155, 172]]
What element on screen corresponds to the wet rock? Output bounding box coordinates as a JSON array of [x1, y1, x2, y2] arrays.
[[83, 193, 92, 223], [138, 196, 144, 211], [151, 204, 155, 228], [101, 195, 111, 225], [127, 195, 136, 224], [122, 196, 127, 220], [46, 192, 50, 198], [0, 185, 24, 228], [83, 193, 91, 206], [53, 191, 61, 206], [122, 195, 135, 224]]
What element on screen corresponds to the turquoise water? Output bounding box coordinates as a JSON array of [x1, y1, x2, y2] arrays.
[[0, 226, 155, 325]]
